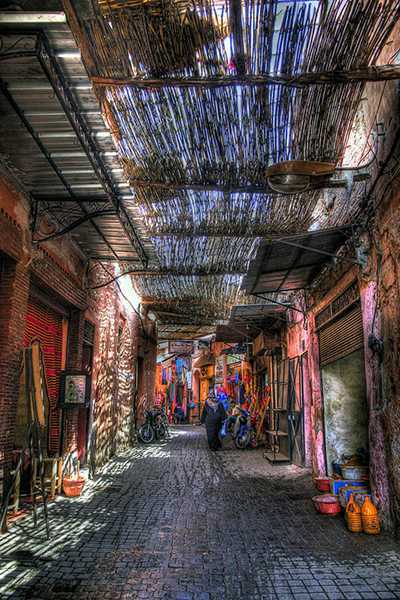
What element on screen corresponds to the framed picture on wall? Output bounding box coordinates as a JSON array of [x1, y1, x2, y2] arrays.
[[59, 371, 91, 408]]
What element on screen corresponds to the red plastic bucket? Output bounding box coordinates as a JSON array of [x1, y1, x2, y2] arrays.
[[314, 477, 331, 492], [312, 494, 341, 516]]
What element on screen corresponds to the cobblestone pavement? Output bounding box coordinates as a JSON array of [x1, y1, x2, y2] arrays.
[[1, 426, 400, 600]]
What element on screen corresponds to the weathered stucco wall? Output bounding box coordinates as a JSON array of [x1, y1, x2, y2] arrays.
[[321, 349, 368, 473], [286, 240, 400, 530], [374, 187, 400, 531]]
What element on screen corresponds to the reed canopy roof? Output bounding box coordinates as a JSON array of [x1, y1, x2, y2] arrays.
[[63, 0, 400, 339]]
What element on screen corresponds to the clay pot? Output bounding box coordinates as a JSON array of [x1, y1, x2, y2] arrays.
[[63, 477, 85, 498]]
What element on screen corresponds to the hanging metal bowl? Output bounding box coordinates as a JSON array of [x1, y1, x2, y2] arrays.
[[267, 172, 311, 194], [266, 160, 336, 194]]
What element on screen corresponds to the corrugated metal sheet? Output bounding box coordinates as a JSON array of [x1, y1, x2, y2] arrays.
[[242, 226, 353, 294], [0, 23, 156, 264]]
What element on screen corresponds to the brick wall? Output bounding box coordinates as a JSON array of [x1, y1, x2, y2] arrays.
[[0, 256, 30, 491], [0, 175, 158, 485], [86, 278, 146, 469], [63, 310, 86, 455], [32, 248, 86, 310]]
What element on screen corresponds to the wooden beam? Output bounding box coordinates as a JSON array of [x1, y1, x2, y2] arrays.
[[130, 176, 366, 196], [91, 64, 400, 90]]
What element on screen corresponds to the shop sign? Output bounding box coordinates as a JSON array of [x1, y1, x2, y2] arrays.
[[215, 355, 224, 383], [168, 340, 194, 355], [186, 371, 192, 389]]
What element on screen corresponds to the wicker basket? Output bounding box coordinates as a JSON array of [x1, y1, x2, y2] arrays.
[[63, 477, 85, 498]]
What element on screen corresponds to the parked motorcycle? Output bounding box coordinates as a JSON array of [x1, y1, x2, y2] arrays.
[[232, 407, 256, 449], [138, 409, 169, 444]]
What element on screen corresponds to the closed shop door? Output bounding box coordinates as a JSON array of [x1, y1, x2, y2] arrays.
[[24, 296, 64, 455], [318, 302, 368, 474]]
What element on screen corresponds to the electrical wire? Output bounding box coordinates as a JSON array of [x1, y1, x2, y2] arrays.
[[92, 260, 153, 340], [88, 267, 144, 290]]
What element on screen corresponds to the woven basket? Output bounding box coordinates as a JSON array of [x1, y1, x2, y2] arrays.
[[63, 477, 85, 498]]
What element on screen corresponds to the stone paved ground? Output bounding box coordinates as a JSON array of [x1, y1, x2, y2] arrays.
[[1, 426, 400, 600]]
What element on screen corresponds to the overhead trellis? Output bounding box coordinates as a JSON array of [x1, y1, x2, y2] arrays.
[[131, 273, 286, 319], [105, 84, 357, 185], [89, 0, 229, 78], [83, 0, 400, 80], [133, 274, 245, 318], [134, 188, 319, 235], [84, 0, 400, 181], [151, 235, 260, 273], [63, 0, 400, 328]]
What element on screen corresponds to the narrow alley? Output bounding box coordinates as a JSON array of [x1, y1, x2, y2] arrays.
[[2, 2, 400, 598], [1, 427, 400, 600]]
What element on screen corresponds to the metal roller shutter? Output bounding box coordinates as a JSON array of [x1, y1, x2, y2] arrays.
[[24, 295, 63, 454], [319, 304, 364, 367]]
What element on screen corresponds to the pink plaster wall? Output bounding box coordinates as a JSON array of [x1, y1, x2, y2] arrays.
[[286, 262, 396, 528], [287, 315, 313, 469]]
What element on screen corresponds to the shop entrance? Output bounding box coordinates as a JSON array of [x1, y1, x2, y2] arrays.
[[318, 294, 368, 475], [20, 290, 68, 456], [266, 354, 305, 465]]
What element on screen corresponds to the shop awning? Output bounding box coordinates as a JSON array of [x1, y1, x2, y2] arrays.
[[216, 303, 288, 343], [215, 324, 254, 344], [242, 226, 354, 294], [230, 303, 288, 321]]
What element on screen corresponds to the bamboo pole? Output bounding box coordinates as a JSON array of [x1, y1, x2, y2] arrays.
[[91, 65, 400, 89]]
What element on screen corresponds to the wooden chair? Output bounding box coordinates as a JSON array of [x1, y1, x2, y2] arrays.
[[32, 457, 63, 499]]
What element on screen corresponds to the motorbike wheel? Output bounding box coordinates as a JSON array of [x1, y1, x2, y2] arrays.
[[138, 423, 155, 444], [156, 423, 167, 439], [235, 433, 250, 449]]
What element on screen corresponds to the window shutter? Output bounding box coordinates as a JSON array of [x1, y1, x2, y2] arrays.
[[319, 304, 364, 367]]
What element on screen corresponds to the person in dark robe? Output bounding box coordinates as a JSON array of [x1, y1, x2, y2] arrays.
[[201, 393, 226, 451]]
